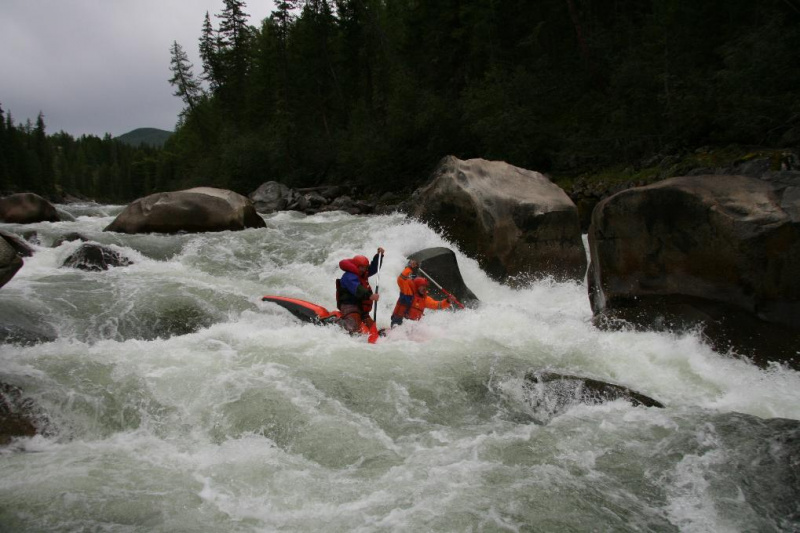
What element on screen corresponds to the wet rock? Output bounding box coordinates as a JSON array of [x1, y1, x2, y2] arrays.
[[0, 193, 60, 223], [105, 187, 266, 234], [249, 181, 294, 214], [62, 243, 133, 271], [325, 195, 358, 214], [524, 370, 665, 410], [409, 156, 586, 283], [588, 174, 800, 368], [0, 383, 52, 445], [0, 230, 34, 257], [0, 237, 23, 289]]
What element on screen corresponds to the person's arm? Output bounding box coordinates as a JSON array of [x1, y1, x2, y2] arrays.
[[397, 266, 414, 293], [368, 247, 385, 276], [424, 295, 452, 310]]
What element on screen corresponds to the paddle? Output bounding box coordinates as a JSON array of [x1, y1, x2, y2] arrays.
[[368, 251, 384, 344], [417, 266, 465, 309]]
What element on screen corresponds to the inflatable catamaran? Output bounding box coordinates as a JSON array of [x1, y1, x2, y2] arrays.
[[260, 295, 341, 324], [261, 247, 479, 341]]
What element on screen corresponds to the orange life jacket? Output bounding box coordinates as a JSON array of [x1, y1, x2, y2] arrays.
[[392, 291, 451, 321]]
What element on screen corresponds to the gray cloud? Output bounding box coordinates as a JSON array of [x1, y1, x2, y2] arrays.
[[0, 1, 274, 137]]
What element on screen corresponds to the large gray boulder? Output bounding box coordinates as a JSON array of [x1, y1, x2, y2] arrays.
[[104, 187, 266, 234], [409, 156, 586, 283], [588, 174, 800, 368], [249, 181, 295, 214], [0, 193, 60, 223]]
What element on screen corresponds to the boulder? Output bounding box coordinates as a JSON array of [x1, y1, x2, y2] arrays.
[[304, 192, 328, 209], [249, 181, 294, 214], [0, 230, 34, 257], [62, 243, 133, 271], [0, 236, 23, 289], [588, 174, 800, 368], [324, 195, 358, 214], [0, 193, 60, 223], [0, 383, 52, 445], [104, 187, 266, 234], [407, 247, 480, 307], [409, 156, 587, 283]]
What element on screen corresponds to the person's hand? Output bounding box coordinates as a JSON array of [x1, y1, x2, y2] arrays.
[[447, 295, 457, 303], [377, 247, 385, 255], [370, 293, 380, 301]]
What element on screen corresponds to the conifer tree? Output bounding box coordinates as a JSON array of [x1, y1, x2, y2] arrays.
[[0, 104, 8, 190], [216, 0, 253, 114], [199, 12, 221, 91], [169, 41, 204, 116]]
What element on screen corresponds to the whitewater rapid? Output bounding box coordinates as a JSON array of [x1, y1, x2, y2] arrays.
[[1, 205, 798, 532]]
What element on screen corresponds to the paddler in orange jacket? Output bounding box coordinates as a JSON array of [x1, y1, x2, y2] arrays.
[[337, 247, 384, 334], [390, 260, 456, 327]]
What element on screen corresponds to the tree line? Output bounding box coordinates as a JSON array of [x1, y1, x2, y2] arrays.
[[0, 107, 171, 202], [3, 0, 799, 203]]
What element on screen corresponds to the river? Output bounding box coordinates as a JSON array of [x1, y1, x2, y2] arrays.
[[1, 204, 798, 532]]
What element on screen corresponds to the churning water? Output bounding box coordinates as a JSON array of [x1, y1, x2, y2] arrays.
[[1, 205, 798, 532]]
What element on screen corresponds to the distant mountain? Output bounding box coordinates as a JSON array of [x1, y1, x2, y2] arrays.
[[116, 128, 173, 148]]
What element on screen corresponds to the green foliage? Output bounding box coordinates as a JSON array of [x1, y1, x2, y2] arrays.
[[2, 0, 799, 203], [0, 110, 173, 202]]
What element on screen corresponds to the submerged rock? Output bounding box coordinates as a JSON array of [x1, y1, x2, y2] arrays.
[[522, 370, 664, 418], [62, 243, 133, 271], [0, 383, 52, 446]]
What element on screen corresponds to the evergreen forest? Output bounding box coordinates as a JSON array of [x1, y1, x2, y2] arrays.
[[2, 0, 799, 203]]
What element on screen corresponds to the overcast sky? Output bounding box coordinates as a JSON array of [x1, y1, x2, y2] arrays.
[[0, 1, 275, 138]]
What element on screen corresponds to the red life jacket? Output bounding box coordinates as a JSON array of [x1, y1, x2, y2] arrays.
[[336, 258, 373, 313]]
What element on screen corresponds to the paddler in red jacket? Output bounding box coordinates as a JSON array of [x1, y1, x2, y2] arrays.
[[390, 260, 456, 327], [336, 247, 384, 334]]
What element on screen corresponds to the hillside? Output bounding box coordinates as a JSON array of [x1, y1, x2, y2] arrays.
[[116, 128, 172, 148]]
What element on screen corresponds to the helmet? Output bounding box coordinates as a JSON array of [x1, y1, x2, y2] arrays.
[[413, 277, 429, 290], [352, 255, 370, 268]]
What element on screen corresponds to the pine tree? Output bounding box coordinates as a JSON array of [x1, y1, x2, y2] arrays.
[[199, 12, 221, 91], [169, 41, 204, 116], [0, 103, 8, 190], [216, 0, 253, 114], [33, 112, 54, 194]]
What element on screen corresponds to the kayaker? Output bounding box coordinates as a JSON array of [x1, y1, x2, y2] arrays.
[[336, 247, 384, 334], [390, 260, 456, 326]]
